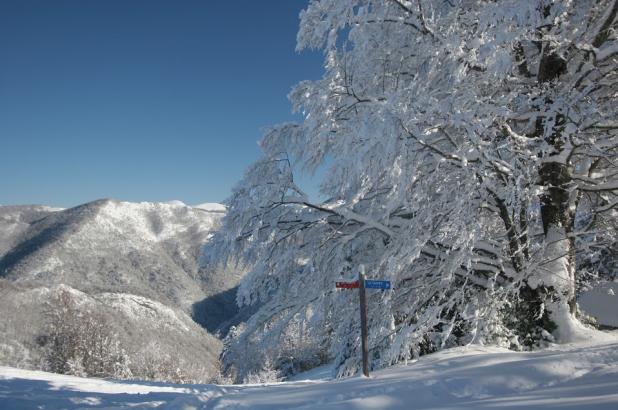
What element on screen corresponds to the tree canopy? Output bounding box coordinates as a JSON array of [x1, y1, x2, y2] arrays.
[[210, 0, 618, 380]]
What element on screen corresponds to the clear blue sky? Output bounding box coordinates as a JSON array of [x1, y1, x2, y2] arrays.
[[0, 0, 323, 208]]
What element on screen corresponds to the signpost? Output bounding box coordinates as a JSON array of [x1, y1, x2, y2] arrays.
[[336, 265, 391, 377], [364, 279, 391, 289]]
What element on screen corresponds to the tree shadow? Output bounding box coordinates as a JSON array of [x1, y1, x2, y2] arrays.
[[191, 287, 240, 334], [0, 376, 209, 409], [191, 286, 261, 336]]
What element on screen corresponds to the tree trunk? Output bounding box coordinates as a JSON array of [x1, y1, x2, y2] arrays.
[[514, 160, 577, 346], [515, 39, 578, 344]]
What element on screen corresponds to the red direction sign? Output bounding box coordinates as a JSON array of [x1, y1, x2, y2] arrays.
[[336, 280, 360, 289], [336, 280, 390, 289]]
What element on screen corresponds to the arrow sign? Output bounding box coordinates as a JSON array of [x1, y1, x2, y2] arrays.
[[336, 280, 390, 289], [336, 281, 360, 289], [364, 279, 391, 289]]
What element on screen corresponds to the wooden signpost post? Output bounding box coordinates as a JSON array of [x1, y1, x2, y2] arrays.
[[335, 264, 391, 377], [358, 266, 370, 377]]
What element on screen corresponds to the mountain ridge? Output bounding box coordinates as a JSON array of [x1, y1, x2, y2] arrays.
[[0, 198, 229, 307], [0, 198, 239, 382]]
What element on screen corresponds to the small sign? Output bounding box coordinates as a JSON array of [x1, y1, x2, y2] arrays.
[[364, 280, 391, 289], [336, 281, 360, 289]]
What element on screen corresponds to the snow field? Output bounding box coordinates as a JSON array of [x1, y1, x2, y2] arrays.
[[2, 332, 618, 409]]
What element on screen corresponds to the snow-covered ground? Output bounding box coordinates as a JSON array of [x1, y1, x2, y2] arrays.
[[2, 332, 618, 409]]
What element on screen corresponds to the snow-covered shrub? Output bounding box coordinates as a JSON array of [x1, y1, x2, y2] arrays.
[[242, 358, 281, 384], [40, 289, 132, 379], [0, 342, 33, 370], [130, 341, 193, 384]]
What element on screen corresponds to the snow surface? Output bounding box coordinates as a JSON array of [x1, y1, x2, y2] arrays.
[[2, 333, 618, 409]]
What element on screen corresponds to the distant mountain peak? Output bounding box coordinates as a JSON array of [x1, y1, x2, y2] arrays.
[[192, 202, 226, 213], [0, 199, 227, 303]]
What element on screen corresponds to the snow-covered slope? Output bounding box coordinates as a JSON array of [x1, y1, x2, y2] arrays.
[[2, 333, 618, 409], [0, 205, 62, 257], [0, 199, 227, 309], [0, 199, 240, 381], [0, 283, 222, 381]]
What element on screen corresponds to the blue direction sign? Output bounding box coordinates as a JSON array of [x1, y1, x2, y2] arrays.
[[364, 279, 391, 289]]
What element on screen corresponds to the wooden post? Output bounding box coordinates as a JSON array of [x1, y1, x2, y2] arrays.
[[358, 265, 370, 377]]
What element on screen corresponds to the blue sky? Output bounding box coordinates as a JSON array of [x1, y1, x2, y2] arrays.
[[0, 0, 323, 208]]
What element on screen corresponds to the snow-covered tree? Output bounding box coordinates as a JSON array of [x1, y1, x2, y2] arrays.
[[41, 290, 131, 379], [211, 0, 618, 379]]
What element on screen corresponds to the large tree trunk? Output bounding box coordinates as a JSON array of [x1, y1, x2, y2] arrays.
[[514, 158, 578, 346], [538, 161, 577, 313], [515, 35, 580, 344], [536, 160, 578, 341], [523, 39, 578, 342]]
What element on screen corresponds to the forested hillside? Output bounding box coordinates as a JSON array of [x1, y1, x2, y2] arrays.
[[0, 199, 239, 383]]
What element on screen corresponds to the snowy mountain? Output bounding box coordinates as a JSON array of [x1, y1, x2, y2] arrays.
[[0, 199, 228, 308], [193, 202, 226, 213], [0, 199, 240, 382]]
